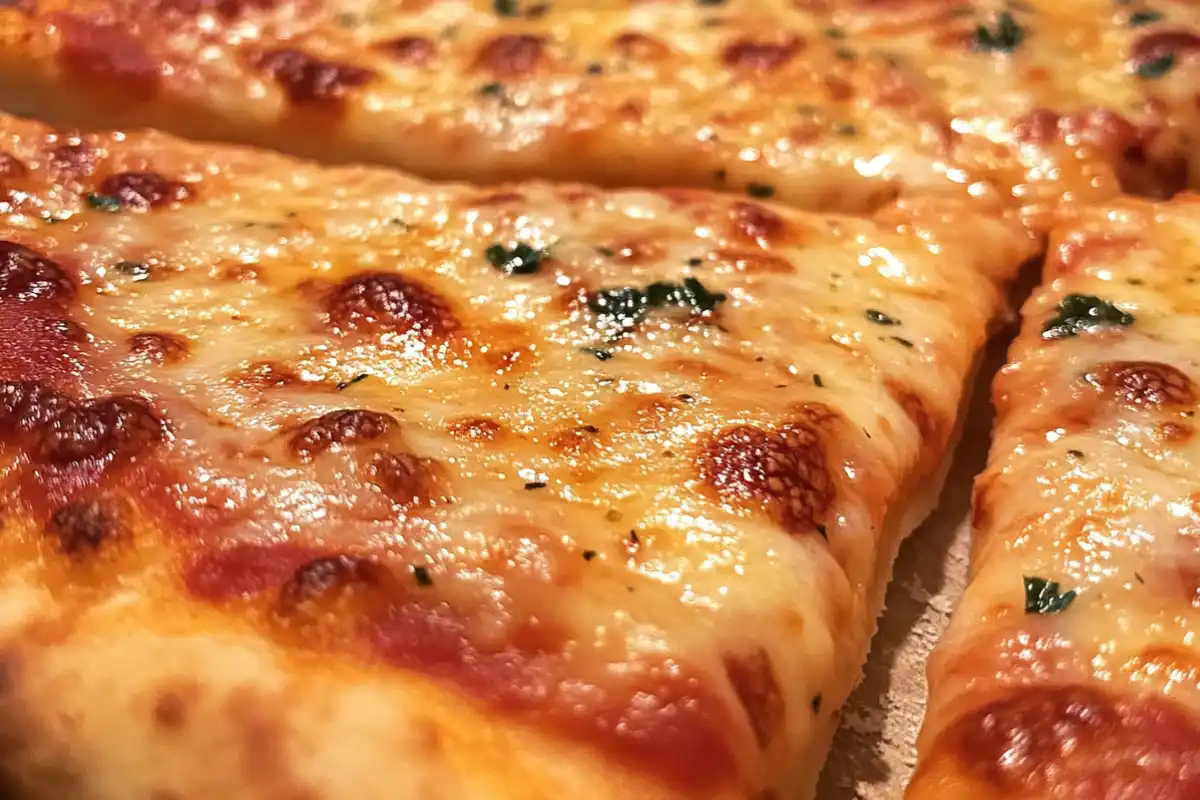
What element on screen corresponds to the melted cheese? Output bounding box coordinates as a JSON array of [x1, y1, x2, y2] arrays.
[[909, 194, 1200, 799], [0, 112, 1032, 799], [1, 0, 1198, 222]]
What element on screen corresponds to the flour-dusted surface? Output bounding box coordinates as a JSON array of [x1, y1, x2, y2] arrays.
[[817, 331, 1013, 800]]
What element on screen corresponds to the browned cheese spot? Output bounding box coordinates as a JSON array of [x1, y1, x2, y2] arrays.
[[47, 496, 122, 554], [474, 35, 545, 78], [885, 379, 944, 445], [288, 409, 395, 463], [258, 49, 374, 107], [611, 32, 671, 61], [721, 36, 804, 73], [724, 648, 785, 749], [324, 272, 458, 337], [129, 332, 190, 365], [699, 407, 835, 535], [924, 686, 1200, 796], [381, 36, 436, 66], [0, 242, 75, 303], [1086, 361, 1197, 409], [369, 451, 450, 508], [98, 172, 193, 211], [231, 361, 302, 391], [37, 396, 168, 465], [278, 554, 388, 621], [728, 202, 788, 247]]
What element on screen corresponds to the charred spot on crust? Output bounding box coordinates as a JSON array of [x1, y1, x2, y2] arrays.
[[0, 242, 75, 303], [325, 272, 458, 337], [932, 685, 1200, 795], [98, 172, 192, 211], [369, 451, 450, 508], [47, 496, 121, 554], [724, 648, 785, 749], [474, 35, 545, 78], [278, 554, 387, 612], [37, 396, 168, 464], [258, 49, 374, 106], [699, 407, 835, 535], [721, 36, 804, 72], [288, 409, 395, 463], [1086, 361, 1196, 408], [128, 332, 190, 364]]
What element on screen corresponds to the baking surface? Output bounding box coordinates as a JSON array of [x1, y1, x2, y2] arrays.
[[815, 329, 1014, 799]]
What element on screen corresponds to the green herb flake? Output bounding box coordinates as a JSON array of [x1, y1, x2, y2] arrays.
[[865, 308, 900, 326], [696, 0, 727, 5], [581, 347, 613, 361], [813, 374, 824, 388], [747, 183, 776, 199], [1136, 52, 1175, 79], [833, 122, 857, 136], [524, 481, 548, 490], [86, 193, 121, 212], [824, 26, 845, 39], [1023, 576, 1077, 614], [582, 550, 598, 561], [494, 0, 518, 15], [1042, 293, 1134, 339], [486, 242, 546, 275], [1128, 9, 1164, 26], [336, 373, 370, 391], [412, 565, 434, 587], [891, 336, 914, 348], [588, 277, 727, 333], [1066, 449, 1085, 460], [479, 82, 505, 97], [974, 11, 1024, 53]]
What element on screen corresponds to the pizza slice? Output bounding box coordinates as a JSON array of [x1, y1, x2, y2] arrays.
[[907, 194, 1200, 798], [0, 0, 1193, 222], [0, 111, 1034, 798]]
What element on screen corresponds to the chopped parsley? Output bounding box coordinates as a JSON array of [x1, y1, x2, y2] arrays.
[[696, 0, 727, 5], [588, 277, 727, 334], [112, 260, 150, 282], [86, 193, 121, 212], [747, 183, 776, 199], [586, 62, 604, 75], [824, 27, 845, 39], [866, 308, 900, 326], [974, 11, 1024, 52], [336, 373, 370, 391], [1024, 576, 1077, 614], [412, 565, 434, 587], [581, 347, 613, 361], [524, 481, 548, 490], [494, 0, 518, 15], [1136, 52, 1175, 79], [1066, 449, 1085, 460], [813, 374, 824, 388], [687, 256, 704, 267], [891, 336, 914, 348], [486, 242, 546, 275], [582, 549, 598, 561], [479, 82, 505, 97], [1042, 293, 1134, 339], [811, 694, 823, 713], [833, 122, 858, 136], [1128, 9, 1164, 26]]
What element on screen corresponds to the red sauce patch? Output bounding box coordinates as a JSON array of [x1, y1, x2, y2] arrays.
[[185, 542, 327, 602], [724, 648, 784, 749], [699, 406, 836, 535], [53, 13, 162, 100], [1132, 30, 1200, 72], [927, 686, 1200, 796], [473, 35, 546, 78], [288, 409, 395, 463], [728, 202, 788, 247], [1049, 231, 1140, 277], [722, 36, 804, 73], [98, 172, 192, 211], [0, 242, 75, 304], [1085, 361, 1196, 408], [0, 305, 88, 384], [381, 36, 436, 66], [128, 332, 190, 365], [612, 32, 671, 61], [324, 272, 458, 337], [258, 49, 374, 107]]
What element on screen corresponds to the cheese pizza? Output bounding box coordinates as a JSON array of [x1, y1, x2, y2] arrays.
[[908, 194, 1200, 798], [0, 0, 1196, 222], [0, 111, 1033, 798]]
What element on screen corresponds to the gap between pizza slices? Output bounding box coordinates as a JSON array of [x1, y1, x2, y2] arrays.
[[0, 111, 1035, 798], [0, 0, 1198, 225], [907, 195, 1200, 798]]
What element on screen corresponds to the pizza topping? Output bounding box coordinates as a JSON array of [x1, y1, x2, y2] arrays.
[[700, 411, 835, 535], [588, 278, 727, 336], [724, 648, 785, 748], [324, 272, 458, 336], [973, 11, 1024, 53], [369, 450, 450, 508], [98, 171, 192, 211], [258, 49, 374, 106], [1129, 10, 1165, 27], [721, 36, 804, 72], [381, 36, 436, 66], [1084, 361, 1196, 408], [0, 242, 75, 304], [86, 193, 122, 212], [288, 410, 396, 463], [1042, 294, 1135, 339], [746, 183, 776, 199], [53, 14, 162, 99], [493, 0, 518, 16], [486, 243, 546, 275], [47, 496, 122, 555], [1132, 31, 1200, 78], [1023, 576, 1077, 614], [128, 332, 190, 364], [865, 308, 900, 326], [278, 554, 387, 612], [474, 35, 545, 78], [37, 395, 169, 465], [931, 686, 1200, 794]]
